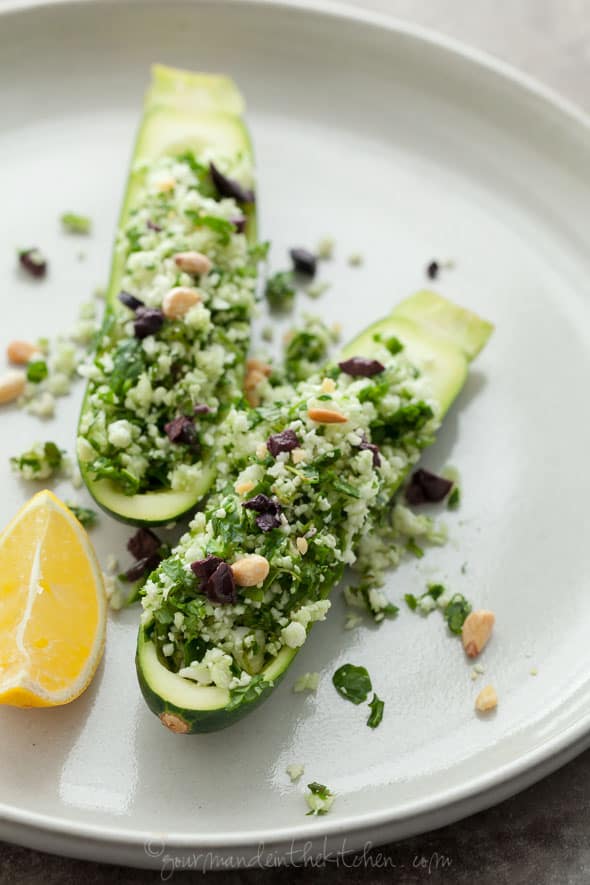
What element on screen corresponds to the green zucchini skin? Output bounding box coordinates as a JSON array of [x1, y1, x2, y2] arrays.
[[78, 65, 256, 527], [136, 291, 493, 733], [136, 628, 295, 733]]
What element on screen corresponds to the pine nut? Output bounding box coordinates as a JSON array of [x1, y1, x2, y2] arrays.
[[246, 358, 272, 377], [475, 684, 498, 713], [244, 360, 272, 407], [7, 340, 38, 365], [235, 480, 255, 496], [321, 378, 336, 394], [174, 251, 212, 276], [307, 407, 348, 424], [291, 447, 306, 464], [296, 537, 308, 555], [462, 609, 495, 658], [0, 371, 26, 405], [162, 286, 202, 319], [231, 554, 270, 587]]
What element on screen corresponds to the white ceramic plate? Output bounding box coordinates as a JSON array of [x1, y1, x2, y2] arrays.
[[1, 0, 590, 869]]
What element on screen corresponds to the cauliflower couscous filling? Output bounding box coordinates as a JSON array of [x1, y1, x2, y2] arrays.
[[77, 150, 261, 496], [141, 341, 442, 694]]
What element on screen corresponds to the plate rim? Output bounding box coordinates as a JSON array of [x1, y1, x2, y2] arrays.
[[1, 0, 590, 857]]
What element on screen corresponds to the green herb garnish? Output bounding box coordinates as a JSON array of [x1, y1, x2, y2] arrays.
[[444, 593, 472, 634], [61, 212, 91, 234], [26, 360, 48, 383], [10, 441, 64, 480], [426, 583, 445, 601], [405, 539, 424, 558], [185, 209, 235, 245], [385, 336, 403, 355], [332, 663, 372, 705], [66, 504, 98, 528], [447, 486, 460, 509], [367, 693, 385, 728]]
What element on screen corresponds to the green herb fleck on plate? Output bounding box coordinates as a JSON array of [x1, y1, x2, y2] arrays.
[[66, 503, 98, 528], [61, 212, 91, 234], [447, 486, 461, 509], [367, 693, 385, 728], [332, 663, 372, 705], [26, 360, 48, 383], [444, 593, 472, 634]]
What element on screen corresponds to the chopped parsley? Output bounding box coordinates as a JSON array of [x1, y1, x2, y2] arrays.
[[426, 583, 445, 601], [447, 486, 461, 509], [372, 332, 403, 355], [444, 593, 472, 634], [404, 593, 418, 611], [26, 360, 48, 383], [405, 538, 424, 558], [332, 663, 372, 705], [367, 693, 385, 728], [66, 503, 98, 528], [61, 212, 91, 234]]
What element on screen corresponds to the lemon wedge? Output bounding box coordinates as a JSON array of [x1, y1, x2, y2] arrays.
[[0, 490, 106, 707]]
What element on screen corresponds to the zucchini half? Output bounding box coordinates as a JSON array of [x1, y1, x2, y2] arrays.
[[78, 65, 256, 526], [136, 290, 493, 734]]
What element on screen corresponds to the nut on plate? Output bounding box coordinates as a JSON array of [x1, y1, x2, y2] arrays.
[[7, 340, 39, 365], [462, 609, 495, 658], [0, 370, 26, 404], [475, 684, 498, 713]]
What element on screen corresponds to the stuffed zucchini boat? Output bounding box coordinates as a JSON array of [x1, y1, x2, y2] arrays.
[[136, 290, 493, 733], [77, 65, 259, 525]]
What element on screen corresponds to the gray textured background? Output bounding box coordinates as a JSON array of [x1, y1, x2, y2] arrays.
[[2, 1, 589, 882]]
